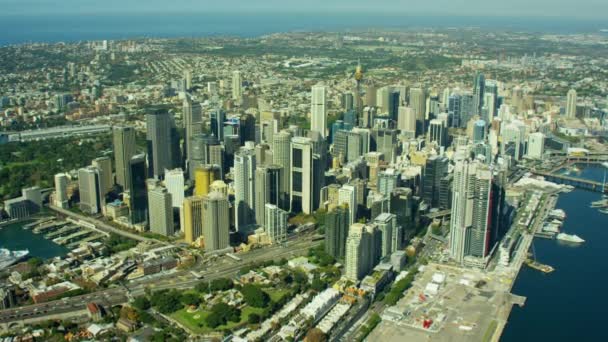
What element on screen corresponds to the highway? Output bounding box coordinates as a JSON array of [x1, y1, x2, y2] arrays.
[[0, 236, 320, 326]]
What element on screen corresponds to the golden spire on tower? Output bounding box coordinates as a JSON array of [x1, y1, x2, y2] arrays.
[[354, 59, 363, 82]]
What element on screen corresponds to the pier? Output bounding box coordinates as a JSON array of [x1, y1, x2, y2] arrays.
[[531, 171, 607, 193]]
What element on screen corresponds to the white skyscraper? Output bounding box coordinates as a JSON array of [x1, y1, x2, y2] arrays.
[[311, 85, 328, 138], [92, 157, 113, 194], [397, 106, 416, 134], [338, 184, 357, 226], [409, 87, 426, 121], [527, 132, 545, 159], [164, 169, 185, 209], [265, 203, 288, 243], [234, 146, 256, 232], [566, 89, 577, 119], [54, 173, 69, 209], [232, 70, 242, 104], [202, 191, 230, 251], [148, 187, 174, 236], [78, 166, 103, 214], [345, 223, 372, 281]]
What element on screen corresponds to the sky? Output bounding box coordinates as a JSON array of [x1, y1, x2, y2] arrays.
[[3, 0, 607, 19]]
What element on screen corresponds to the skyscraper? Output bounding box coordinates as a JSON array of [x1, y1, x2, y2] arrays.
[[374, 212, 400, 258], [232, 70, 242, 104], [184, 69, 193, 90], [254, 165, 282, 227], [290, 137, 314, 214], [527, 132, 545, 159], [78, 166, 102, 214], [449, 158, 494, 265], [272, 130, 292, 210], [388, 90, 401, 122], [190, 134, 223, 179], [183, 96, 202, 173], [429, 119, 448, 147], [338, 184, 357, 226], [423, 156, 449, 209], [54, 173, 69, 209], [210, 109, 226, 142], [472, 120, 486, 143], [164, 168, 185, 209], [345, 223, 374, 281], [234, 147, 256, 232], [146, 111, 173, 179], [148, 187, 174, 236], [202, 191, 230, 251], [128, 154, 148, 225], [325, 206, 349, 260], [183, 196, 203, 244], [92, 156, 113, 194], [264, 204, 288, 243], [473, 72, 486, 116], [194, 165, 220, 197], [409, 87, 426, 123], [397, 106, 416, 134], [311, 85, 328, 138], [566, 88, 577, 118], [112, 126, 136, 190]]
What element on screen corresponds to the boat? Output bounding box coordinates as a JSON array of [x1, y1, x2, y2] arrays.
[[0, 248, 30, 269], [599, 208, 608, 215], [590, 199, 608, 208], [556, 233, 585, 244], [525, 258, 555, 273]]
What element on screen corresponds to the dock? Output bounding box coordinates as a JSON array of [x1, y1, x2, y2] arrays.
[[524, 258, 555, 273]]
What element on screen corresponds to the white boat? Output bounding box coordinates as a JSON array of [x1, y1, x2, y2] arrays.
[[556, 233, 585, 244], [0, 248, 30, 269]]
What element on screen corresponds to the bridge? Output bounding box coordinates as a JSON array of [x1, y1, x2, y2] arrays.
[[531, 171, 607, 193]]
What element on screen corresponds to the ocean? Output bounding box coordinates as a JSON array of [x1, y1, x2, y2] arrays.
[[502, 165, 608, 340], [0, 13, 606, 46]]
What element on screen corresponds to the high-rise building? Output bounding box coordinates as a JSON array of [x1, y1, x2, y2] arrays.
[[325, 206, 349, 260], [449, 159, 494, 265], [128, 154, 148, 224], [429, 119, 448, 147], [190, 134, 223, 179], [264, 204, 288, 243], [472, 120, 486, 143], [388, 90, 401, 122], [345, 223, 375, 281], [112, 126, 136, 190], [54, 173, 69, 209], [202, 191, 230, 251], [473, 72, 486, 116], [232, 70, 242, 104], [290, 137, 314, 214], [254, 165, 282, 227], [183, 196, 203, 244], [272, 130, 292, 210], [390, 187, 417, 240], [377, 169, 399, 196], [338, 184, 357, 226], [397, 106, 416, 134], [184, 69, 193, 90], [164, 169, 185, 209], [92, 157, 113, 194], [148, 187, 174, 236], [527, 132, 545, 159], [374, 212, 400, 258], [566, 89, 577, 119], [146, 111, 174, 179], [409, 87, 426, 122], [78, 166, 102, 214], [194, 165, 220, 197], [311, 85, 328, 138], [234, 147, 256, 232], [423, 156, 449, 208], [210, 109, 226, 142], [183, 96, 202, 173]]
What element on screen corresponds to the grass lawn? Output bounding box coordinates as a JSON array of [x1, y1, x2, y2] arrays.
[[264, 288, 290, 302], [172, 306, 265, 334]]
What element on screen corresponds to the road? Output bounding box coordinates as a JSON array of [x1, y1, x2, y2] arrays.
[[48, 204, 160, 244], [0, 236, 320, 325]]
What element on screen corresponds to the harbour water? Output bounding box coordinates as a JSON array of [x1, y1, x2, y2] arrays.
[[0, 221, 68, 260], [503, 165, 608, 341]]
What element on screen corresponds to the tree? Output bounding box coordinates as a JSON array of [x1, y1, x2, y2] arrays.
[[209, 278, 234, 292], [132, 296, 151, 311], [248, 313, 261, 324], [241, 284, 270, 308], [150, 290, 182, 314], [120, 306, 139, 322], [311, 276, 326, 292], [180, 293, 201, 306], [305, 328, 327, 342], [206, 302, 241, 328]]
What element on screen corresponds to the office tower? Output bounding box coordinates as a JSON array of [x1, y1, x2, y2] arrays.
[[78, 166, 102, 214], [377, 169, 399, 196], [234, 147, 256, 232], [482, 92, 496, 123], [500, 122, 524, 161], [566, 89, 577, 118], [448, 93, 474, 128], [439, 174, 453, 210], [397, 106, 416, 134], [527, 132, 545, 159], [183, 196, 203, 244], [345, 223, 373, 281], [472, 120, 486, 143], [239, 114, 256, 145], [409, 87, 426, 122], [264, 204, 288, 243], [54, 173, 69, 209], [164, 168, 185, 209], [272, 130, 292, 210], [376, 86, 390, 114], [365, 82, 377, 107], [255, 165, 282, 227], [113, 126, 136, 190], [146, 111, 173, 179], [184, 69, 192, 90], [255, 144, 270, 166], [372, 127, 398, 163], [232, 70, 242, 104], [325, 206, 349, 260], [190, 134, 223, 179], [308, 131, 327, 212], [202, 191, 230, 251], [210, 108, 226, 142], [342, 92, 354, 111], [260, 120, 278, 145], [183, 96, 202, 172], [374, 213, 400, 258], [449, 159, 494, 264], [148, 187, 174, 236], [128, 154, 148, 224], [194, 165, 220, 196], [290, 137, 314, 214], [338, 184, 357, 226], [429, 119, 448, 148], [388, 90, 401, 122], [92, 157, 113, 194], [390, 187, 416, 239], [423, 156, 449, 208], [473, 72, 485, 115], [311, 85, 328, 138], [344, 110, 357, 128]]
